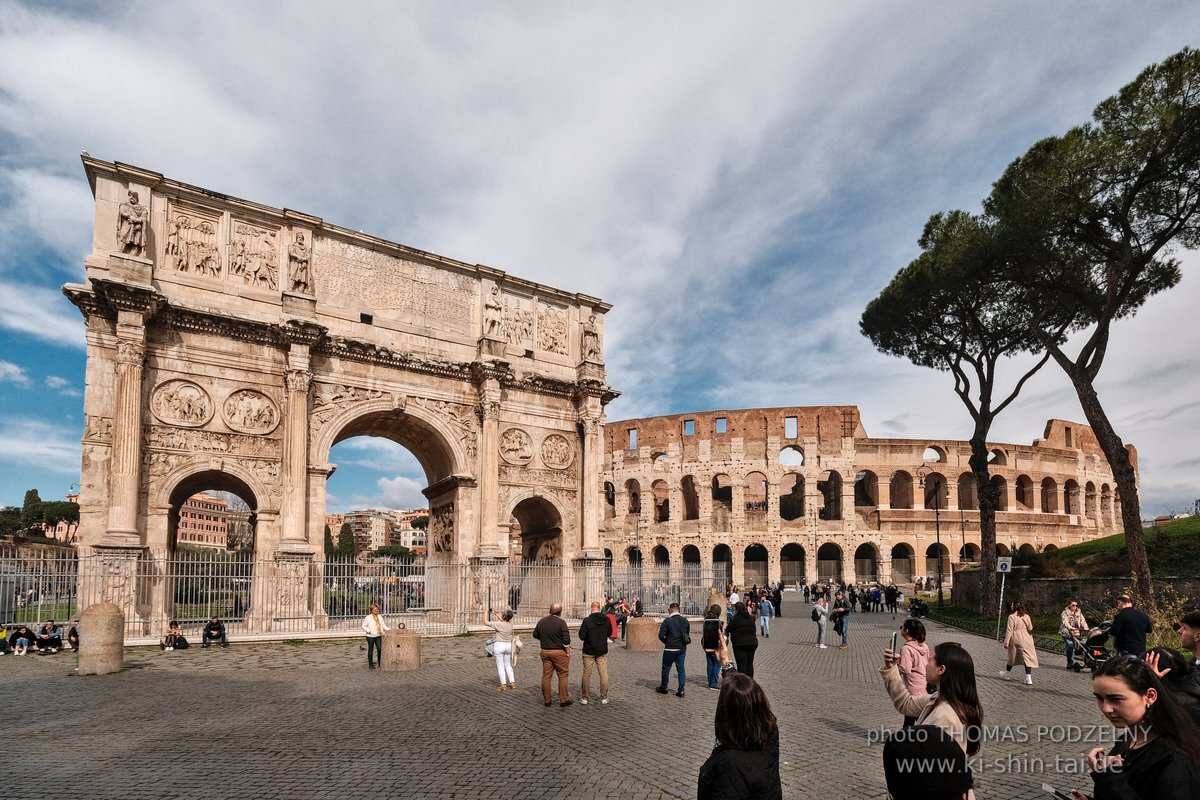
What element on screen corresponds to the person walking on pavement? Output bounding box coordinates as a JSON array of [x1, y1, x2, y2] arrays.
[[813, 596, 829, 649], [1110, 593, 1153, 657], [533, 603, 572, 707], [758, 591, 774, 638], [1001, 601, 1039, 685], [702, 604, 726, 690], [657, 602, 690, 697], [727, 602, 759, 679], [1059, 600, 1088, 669], [833, 591, 851, 649], [578, 601, 611, 705]]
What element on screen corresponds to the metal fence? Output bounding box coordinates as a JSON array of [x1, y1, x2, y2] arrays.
[[1, 553, 732, 644]]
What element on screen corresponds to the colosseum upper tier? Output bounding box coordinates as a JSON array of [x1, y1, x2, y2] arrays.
[[600, 406, 1131, 589]]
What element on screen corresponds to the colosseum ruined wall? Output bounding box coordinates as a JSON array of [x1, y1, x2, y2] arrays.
[[601, 406, 1131, 589]]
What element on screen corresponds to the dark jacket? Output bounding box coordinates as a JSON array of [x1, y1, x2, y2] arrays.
[[697, 731, 782, 800], [702, 617, 724, 651], [203, 619, 226, 639], [1092, 736, 1200, 799], [658, 613, 690, 650], [1111, 607, 1153, 656], [533, 614, 570, 651], [578, 612, 610, 657], [727, 612, 757, 649]]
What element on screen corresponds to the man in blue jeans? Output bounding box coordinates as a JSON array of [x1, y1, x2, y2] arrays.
[[656, 602, 689, 697], [833, 591, 851, 649]]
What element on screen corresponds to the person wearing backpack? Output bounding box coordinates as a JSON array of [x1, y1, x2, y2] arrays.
[[812, 597, 828, 649]]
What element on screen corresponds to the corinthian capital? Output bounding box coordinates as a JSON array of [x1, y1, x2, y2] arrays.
[[285, 369, 312, 392], [115, 340, 145, 366], [478, 400, 501, 421]]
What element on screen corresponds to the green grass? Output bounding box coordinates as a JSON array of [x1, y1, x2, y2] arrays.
[[1017, 515, 1200, 578]]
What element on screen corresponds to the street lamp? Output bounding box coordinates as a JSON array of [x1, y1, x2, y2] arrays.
[[916, 465, 946, 610]]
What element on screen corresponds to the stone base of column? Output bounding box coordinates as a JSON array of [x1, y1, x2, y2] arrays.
[[269, 551, 315, 633], [625, 615, 660, 652], [81, 544, 146, 637], [574, 556, 607, 615], [381, 626, 421, 671], [477, 335, 507, 359], [470, 557, 510, 622]]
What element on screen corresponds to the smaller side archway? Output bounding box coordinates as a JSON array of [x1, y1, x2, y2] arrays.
[[744, 543, 769, 587], [780, 543, 805, 584], [854, 542, 879, 583], [890, 471, 914, 510], [817, 542, 843, 582], [957, 473, 977, 510]]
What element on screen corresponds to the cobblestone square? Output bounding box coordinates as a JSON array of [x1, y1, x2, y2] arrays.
[[4, 599, 1106, 799]]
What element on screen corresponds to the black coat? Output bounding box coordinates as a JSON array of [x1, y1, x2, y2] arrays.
[[1110, 607, 1153, 656], [578, 612, 610, 656], [702, 617, 724, 651], [1092, 737, 1200, 799], [697, 731, 782, 800], [727, 613, 757, 649]]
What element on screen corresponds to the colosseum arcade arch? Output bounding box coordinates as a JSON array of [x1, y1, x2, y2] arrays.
[[65, 157, 617, 637]]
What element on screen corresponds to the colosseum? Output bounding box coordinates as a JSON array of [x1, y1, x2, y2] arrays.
[[600, 406, 1129, 590]]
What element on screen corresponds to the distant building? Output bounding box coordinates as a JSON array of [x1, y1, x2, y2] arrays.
[[41, 492, 80, 544], [393, 508, 429, 553], [325, 513, 345, 532], [344, 509, 396, 553], [176, 493, 230, 549]]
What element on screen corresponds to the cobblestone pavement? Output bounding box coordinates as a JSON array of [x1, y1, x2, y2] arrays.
[[3, 599, 1108, 799]]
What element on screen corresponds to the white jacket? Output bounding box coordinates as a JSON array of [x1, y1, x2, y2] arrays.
[[361, 613, 389, 637]]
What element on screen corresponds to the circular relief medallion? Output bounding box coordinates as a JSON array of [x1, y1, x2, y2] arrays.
[[222, 388, 280, 434], [540, 433, 573, 469], [499, 427, 533, 465], [150, 379, 214, 428]]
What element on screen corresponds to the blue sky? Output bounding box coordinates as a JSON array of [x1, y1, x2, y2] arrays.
[[1, 2, 1198, 516]]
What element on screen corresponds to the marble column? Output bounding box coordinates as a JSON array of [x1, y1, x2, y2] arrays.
[[279, 360, 313, 551], [477, 384, 504, 558], [104, 312, 147, 546], [578, 412, 603, 558]]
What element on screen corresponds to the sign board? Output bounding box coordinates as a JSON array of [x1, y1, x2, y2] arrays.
[[997, 557, 1013, 573]]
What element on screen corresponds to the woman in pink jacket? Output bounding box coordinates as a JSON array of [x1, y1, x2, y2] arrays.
[[897, 618, 929, 727]]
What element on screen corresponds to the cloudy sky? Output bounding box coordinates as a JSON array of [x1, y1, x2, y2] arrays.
[[0, 2, 1197, 517]]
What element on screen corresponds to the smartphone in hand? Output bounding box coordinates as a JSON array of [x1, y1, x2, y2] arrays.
[[890, 631, 898, 659]]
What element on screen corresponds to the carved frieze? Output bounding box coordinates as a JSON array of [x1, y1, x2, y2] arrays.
[[309, 383, 385, 440], [312, 237, 476, 334], [499, 428, 533, 465], [412, 398, 478, 467], [223, 389, 280, 434], [537, 302, 568, 355], [166, 205, 222, 277], [431, 502, 455, 553], [83, 415, 114, 444], [544, 487, 579, 533], [146, 424, 280, 458], [229, 221, 279, 291], [540, 434, 574, 469], [150, 380, 214, 427], [499, 463, 579, 488], [503, 296, 535, 347]]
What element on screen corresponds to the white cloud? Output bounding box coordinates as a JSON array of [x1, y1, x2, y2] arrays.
[[0, 360, 30, 387], [0, 280, 86, 349], [0, 417, 81, 476], [375, 476, 427, 510], [45, 375, 83, 396]]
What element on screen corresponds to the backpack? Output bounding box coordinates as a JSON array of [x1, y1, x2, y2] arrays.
[[811, 607, 820, 622]]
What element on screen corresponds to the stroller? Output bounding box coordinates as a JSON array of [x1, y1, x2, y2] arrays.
[[1069, 621, 1113, 672]]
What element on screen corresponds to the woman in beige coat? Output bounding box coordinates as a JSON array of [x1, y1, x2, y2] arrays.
[[1002, 601, 1039, 685]]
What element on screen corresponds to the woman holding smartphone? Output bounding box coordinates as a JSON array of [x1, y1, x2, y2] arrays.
[[880, 641, 983, 761], [897, 619, 930, 727]]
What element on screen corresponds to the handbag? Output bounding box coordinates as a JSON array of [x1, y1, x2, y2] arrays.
[[485, 636, 496, 658]]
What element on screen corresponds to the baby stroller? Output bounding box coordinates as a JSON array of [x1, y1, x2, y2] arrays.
[[1070, 621, 1113, 672]]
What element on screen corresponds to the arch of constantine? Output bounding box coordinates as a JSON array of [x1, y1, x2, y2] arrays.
[[64, 157, 617, 636], [601, 407, 1128, 589]]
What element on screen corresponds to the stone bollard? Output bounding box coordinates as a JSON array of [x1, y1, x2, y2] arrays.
[[78, 603, 124, 675], [625, 615, 660, 651], [381, 625, 420, 671]]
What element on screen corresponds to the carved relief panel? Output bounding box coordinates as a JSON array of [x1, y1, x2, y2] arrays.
[[503, 296, 535, 347], [431, 503, 455, 553], [540, 434, 573, 470], [165, 204, 222, 277], [150, 380, 214, 428], [229, 220, 279, 291], [499, 428, 533, 465], [537, 302, 568, 355], [223, 389, 280, 435]]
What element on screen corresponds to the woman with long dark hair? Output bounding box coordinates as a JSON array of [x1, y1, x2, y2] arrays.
[[897, 618, 929, 727], [697, 672, 782, 800], [726, 602, 758, 679], [702, 604, 726, 690], [881, 640, 983, 758], [1087, 655, 1200, 799]]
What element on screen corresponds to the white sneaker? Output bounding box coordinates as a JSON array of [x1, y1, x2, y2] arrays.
[[818, 644, 827, 649], [50, 648, 58, 653], [1024, 674, 1033, 685], [999, 669, 1011, 680], [600, 698, 609, 705], [165, 646, 173, 651], [579, 698, 588, 705]]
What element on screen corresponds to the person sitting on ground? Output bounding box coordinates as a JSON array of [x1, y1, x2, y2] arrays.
[[201, 615, 228, 648], [697, 672, 782, 800], [1086, 654, 1200, 799], [36, 619, 63, 654], [881, 641, 983, 759], [883, 725, 973, 800], [11, 624, 36, 655], [0, 624, 10, 655], [161, 620, 189, 651], [67, 621, 79, 651]]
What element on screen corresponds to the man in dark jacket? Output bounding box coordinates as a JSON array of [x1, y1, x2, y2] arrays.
[[578, 601, 611, 705], [833, 592, 851, 649], [1110, 594, 1152, 657], [202, 616, 228, 648], [533, 603, 572, 707], [656, 602, 690, 697]]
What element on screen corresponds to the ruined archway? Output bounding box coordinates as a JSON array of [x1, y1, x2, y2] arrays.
[[510, 496, 564, 562], [780, 543, 805, 584]]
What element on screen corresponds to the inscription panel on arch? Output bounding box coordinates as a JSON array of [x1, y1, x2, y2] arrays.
[[312, 237, 477, 334]]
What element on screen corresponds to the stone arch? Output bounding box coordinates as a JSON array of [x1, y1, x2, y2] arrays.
[[780, 473, 804, 521], [1016, 475, 1035, 510], [780, 543, 805, 583], [682, 544, 702, 581], [957, 472, 977, 510], [854, 470, 878, 507], [625, 479, 642, 514], [712, 543, 732, 585], [603, 481, 616, 520], [959, 542, 981, 562], [921, 471, 948, 510], [923, 445, 948, 462], [854, 542, 879, 582], [626, 546, 643, 565], [817, 470, 843, 520], [680, 475, 700, 520], [1018, 542, 1036, 557], [995, 543, 1011, 556], [652, 544, 670, 566], [1041, 477, 1060, 513], [990, 475, 1008, 511], [311, 398, 466, 482], [779, 445, 805, 466], [1064, 479, 1080, 515], [890, 542, 914, 583], [988, 448, 1007, 466], [1085, 481, 1097, 516], [925, 542, 949, 583], [505, 493, 565, 562], [744, 471, 768, 515], [651, 479, 670, 523], [743, 543, 769, 586], [816, 542, 842, 581], [890, 471, 914, 509], [682, 544, 701, 564], [1043, 543, 1059, 555]]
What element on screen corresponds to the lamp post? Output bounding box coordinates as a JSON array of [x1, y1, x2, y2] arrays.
[[916, 465, 946, 610]]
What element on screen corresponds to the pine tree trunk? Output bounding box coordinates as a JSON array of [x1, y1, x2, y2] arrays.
[[1067, 369, 1153, 606], [970, 427, 999, 616]]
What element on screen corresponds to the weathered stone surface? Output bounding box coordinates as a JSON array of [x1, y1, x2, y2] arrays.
[[625, 615, 660, 652], [381, 627, 421, 671], [78, 602, 124, 675]]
